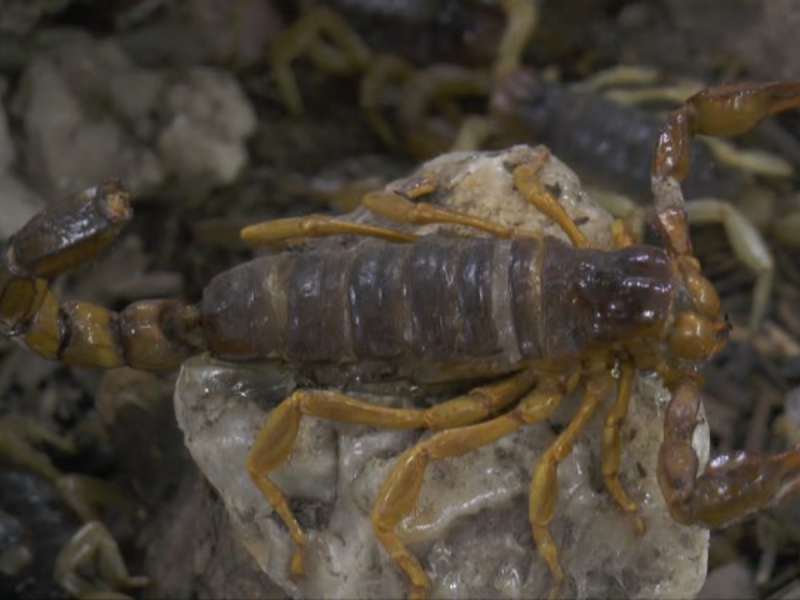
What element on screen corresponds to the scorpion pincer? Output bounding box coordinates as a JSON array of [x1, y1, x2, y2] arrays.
[[3, 82, 800, 598]]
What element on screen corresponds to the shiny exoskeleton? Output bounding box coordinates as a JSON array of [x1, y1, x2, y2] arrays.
[[4, 82, 800, 599], [204, 236, 674, 371]]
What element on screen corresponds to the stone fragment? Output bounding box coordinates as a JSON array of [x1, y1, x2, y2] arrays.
[[12, 30, 256, 198]]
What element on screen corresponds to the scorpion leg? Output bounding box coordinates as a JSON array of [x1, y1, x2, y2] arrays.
[[240, 213, 417, 246], [271, 7, 370, 115], [360, 54, 416, 148], [398, 64, 491, 158], [770, 206, 800, 247], [0, 415, 134, 523], [601, 361, 645, 535], [247, 370, 538, 580], [659, 379, 800, 529], [492, 0, 539, 82], [529, 361, 614, 582], [363, 153, 593, 247], [55, 521, 149, 599], [362, 188, 541, 239], [512, 152, 591, 248], [652, 81, 800, 257], [685, 198, 774, 330], [371, 377, 563, 599]]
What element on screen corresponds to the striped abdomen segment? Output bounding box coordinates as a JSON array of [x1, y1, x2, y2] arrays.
[[203, 237, 532, 364], [201, 236, 676, 365]]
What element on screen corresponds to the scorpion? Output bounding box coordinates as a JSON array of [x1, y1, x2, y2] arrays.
[[3, 82, 800, 598]]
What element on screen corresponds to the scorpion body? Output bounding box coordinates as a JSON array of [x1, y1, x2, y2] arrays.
[[204, 236, 674, 373], [491, 70, 744, 201], [5, 82, 800, 599], [2, 203, 675, 376]]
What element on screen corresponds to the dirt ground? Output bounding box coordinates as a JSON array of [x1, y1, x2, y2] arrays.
[[2, 1, 800, 598]]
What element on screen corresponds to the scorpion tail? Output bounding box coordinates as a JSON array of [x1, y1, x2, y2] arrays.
[[1, 183, 206, 370]]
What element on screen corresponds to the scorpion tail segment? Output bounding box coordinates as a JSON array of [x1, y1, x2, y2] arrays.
[[658, 379, 800, 529], [8, 182, 132, 281], [1, 182, 205, 370], [12, 297, 205, 370]]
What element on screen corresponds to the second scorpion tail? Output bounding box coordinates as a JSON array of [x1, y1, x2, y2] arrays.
[[0, 182, 207, 370]]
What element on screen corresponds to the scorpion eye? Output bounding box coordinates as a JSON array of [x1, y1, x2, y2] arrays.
[[668, 312, 718, 361]]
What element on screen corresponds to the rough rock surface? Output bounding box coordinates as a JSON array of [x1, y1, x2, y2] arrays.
[[11, 30, 257, 198], [0, 84, 43, 240], [174, 146, 710, 599]]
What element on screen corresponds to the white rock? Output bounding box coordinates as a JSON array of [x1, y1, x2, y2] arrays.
[[12, 31, 256, 197], [174, 146, 709, 599], [0, 176, 45, 241], [0, 95, 15, 173], [13, 46, 165, 196], [158, 68, 258, 186]]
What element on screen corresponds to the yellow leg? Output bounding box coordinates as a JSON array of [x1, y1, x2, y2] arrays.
[[610, 219, 637, 249], [240, 213, 417, 246], [685, 198, 773, 330], [271, 7, 371, 115], [601, 361, 645, 535], [397, 64, 491, 158], [55, 521, 149, 599], [247, 370, 537, 579], [371, 378, 564, 598], [512, 152, 590, 248], [362, 189, 540, 239], [493, 0, 539, 82], [55, 475, 137, 524], [360, 54, 416, 148], [529, 363, 614, 582]]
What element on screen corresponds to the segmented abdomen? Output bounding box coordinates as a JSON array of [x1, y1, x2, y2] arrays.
[[201, 236, 675, 367]]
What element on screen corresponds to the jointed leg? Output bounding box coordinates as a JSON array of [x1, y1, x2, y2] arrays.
[[361, 153, 581, 242], [529, 362, 614, 581], [601, 361, 645, 535], [271, 7, 371, 115], [360, 54, 416, 148], [659, 379, 800, 529], [512, 151, 591, 248], [398, 64, 491, 158], [55, 521, 149, 599], [0, 415, 135, 523], [362, 189, 541, 240], [686, 198, 774, 330], [247, 370, 538, 578], [493, 0, 539, 82], [370, 377, 563, 598], [240, 213, 417, 246]]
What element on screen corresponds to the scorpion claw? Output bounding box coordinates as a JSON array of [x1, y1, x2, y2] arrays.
[[688, 81, 800, 138], [652, 80, 800, 256], [659, 380, 800, 528]]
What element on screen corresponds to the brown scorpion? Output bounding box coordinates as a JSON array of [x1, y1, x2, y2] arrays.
[[3, 82, 800, 598]]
